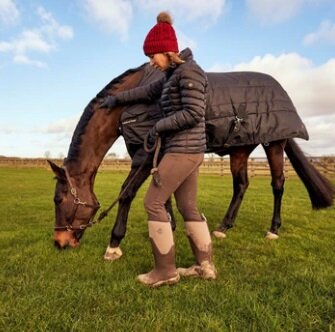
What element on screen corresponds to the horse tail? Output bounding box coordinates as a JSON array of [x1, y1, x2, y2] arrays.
[[284, 138, 334, 209]]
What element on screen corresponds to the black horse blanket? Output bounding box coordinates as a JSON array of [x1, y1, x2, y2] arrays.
[[120, 65, 308, 160], [205, 71, 308, 152]]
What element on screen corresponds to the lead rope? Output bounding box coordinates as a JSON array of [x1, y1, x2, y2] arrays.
[[95, 134, 162, 223], [144, 133, 162, 187], [95, 159, 147, 223]]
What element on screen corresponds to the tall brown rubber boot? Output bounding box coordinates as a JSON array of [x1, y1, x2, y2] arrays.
[[178, 220, 217, 280], [137, 221, 180, 287]]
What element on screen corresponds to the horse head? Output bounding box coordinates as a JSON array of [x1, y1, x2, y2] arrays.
[[48, 160, 100, 248]]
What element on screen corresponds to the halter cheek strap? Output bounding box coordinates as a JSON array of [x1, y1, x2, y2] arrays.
[[54, 167, 100, 231]]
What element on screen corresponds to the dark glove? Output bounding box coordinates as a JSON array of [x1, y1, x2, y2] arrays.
[[99, 95, 118, 111]]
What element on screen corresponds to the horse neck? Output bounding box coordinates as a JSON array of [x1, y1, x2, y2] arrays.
[[65, 67, 146, 177], [65, 108, 123, 178]]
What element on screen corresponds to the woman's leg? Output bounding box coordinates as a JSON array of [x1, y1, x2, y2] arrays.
[[138, 153, 204, 287], [144, 153, 204, 221], [173, 157, 217, 279]]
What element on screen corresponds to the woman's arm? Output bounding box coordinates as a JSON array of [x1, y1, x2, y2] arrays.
[[116, 77, 165, 104], [155, 70, 206, 133]]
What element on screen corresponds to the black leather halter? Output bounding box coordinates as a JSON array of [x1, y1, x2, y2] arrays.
[[54, 166, 100, 231]]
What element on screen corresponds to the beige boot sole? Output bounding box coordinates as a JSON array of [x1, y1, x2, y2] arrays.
[[200, 261, 217, 280], [178, 261, 217, 280], [137, 273, 180, 288], [177, 265, 201, 277]]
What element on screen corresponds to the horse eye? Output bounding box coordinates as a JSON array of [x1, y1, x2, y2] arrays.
[[54, 196, 63, 205], [60, 185, 68, 195]]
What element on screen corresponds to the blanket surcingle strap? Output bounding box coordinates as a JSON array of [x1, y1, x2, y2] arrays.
[[224, 97, 247, 147]]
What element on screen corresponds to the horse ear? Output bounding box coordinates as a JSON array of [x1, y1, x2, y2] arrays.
[[47, 160, 65, 179]]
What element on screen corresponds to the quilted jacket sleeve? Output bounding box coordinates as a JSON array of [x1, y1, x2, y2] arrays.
[[116, 77, 165, 104], [155, 68, 206, 133]]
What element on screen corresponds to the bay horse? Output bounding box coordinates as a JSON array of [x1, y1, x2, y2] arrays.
[[48, 63, 334, 260]]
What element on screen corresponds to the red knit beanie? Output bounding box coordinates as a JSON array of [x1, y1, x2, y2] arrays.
[[143, 12, 179, 56]]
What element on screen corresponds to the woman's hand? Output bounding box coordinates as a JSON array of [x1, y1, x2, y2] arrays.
[[99, 95, 118, 111], [147, 126, 158, 146]]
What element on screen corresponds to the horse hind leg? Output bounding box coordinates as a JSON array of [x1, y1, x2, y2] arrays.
[[213, 146, 255, 239], [263, 140, 286, 240]]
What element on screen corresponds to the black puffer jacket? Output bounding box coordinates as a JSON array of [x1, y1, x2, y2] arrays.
[[116, 48, 207, 154]]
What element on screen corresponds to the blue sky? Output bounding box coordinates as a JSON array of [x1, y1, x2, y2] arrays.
[[0, 0, 334, 158]]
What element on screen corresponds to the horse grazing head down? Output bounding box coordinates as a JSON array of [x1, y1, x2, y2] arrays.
[[48, 160, 100, 248], [48, 64, 148, 249]]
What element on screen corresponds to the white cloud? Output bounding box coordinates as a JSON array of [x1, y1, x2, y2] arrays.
[[299, 114, 335, 156], [31, 115, 128, 158], [13, 54, 47, 68], [80, 0, 226, 41], [0, 0, 20, 26], [0, 30, 55, 54], [136, 0, 226, 23], [246, 0, 302, 23], [37, 6, 74, 40], [0, 124, 16, 134], [82, 0, 133, 40], [0, 6, 73, 67], [246, 0, 324, 24], [177, 30, 197, 51], [208, 53, 335, 155], [303, 20, 335, 45], [39, 115, 79, 134]]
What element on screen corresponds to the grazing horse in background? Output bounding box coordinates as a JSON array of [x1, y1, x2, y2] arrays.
[[48, 63, 334, 260]]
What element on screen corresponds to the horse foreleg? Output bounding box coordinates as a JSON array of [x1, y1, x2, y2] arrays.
[[213, 146, 255, 239], [105, 166, 176, 260], [104, 166, 151, 261], [263, 140, 286, 240]]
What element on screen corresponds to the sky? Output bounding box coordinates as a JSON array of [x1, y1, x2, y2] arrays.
[[0, 0, 334, 159]]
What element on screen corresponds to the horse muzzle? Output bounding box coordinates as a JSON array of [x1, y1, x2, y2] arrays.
[[54, 230, 80, 249]]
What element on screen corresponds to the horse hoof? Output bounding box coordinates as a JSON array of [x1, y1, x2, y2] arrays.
[[265, 231, 279, 240], [104, 246, 123, 261], [212, 230, 227, 239]]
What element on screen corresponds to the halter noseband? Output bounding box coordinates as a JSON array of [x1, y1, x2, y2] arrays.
[[54, 166, 100, 231]]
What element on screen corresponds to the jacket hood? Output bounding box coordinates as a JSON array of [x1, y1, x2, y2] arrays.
[[179, 48, 193, 61]]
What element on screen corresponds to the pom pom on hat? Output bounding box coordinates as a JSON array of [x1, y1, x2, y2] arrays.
[[157, 12, 173, 24], [143, 11, 179, 56]]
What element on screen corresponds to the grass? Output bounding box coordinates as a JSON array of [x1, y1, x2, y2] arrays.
[[0, 167, 334, 331]]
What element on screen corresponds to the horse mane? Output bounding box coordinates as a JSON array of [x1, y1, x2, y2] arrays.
[[66, 63, 147, 162]]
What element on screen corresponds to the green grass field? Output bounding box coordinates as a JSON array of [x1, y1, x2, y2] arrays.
[[0, 167, 334, 331]]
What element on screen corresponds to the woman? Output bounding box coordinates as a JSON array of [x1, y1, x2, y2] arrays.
[[100, 12, 217, 287]]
